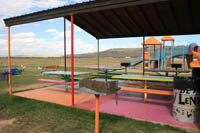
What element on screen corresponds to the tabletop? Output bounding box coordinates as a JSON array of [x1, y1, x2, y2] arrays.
[[88, 67, 123, 71], [42, 71, 89, 76], [112, 74, 173, 82]]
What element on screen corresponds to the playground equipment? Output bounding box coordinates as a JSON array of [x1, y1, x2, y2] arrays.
[[190, 51, 200, 68], [128, 36, 200, 73], [129, 37, 162, 68]]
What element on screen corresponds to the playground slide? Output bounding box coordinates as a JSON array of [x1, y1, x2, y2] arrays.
[[190, 51, 200, 68], [131, 60, 143, 67]]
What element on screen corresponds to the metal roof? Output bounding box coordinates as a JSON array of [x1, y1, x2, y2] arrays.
[[4, 0, 200, 39]]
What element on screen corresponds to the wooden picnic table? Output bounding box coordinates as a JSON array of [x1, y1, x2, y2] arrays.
[[112, 74, 174, 102]]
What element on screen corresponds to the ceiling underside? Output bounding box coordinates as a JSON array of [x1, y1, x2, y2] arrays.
[[4, 0, 200, 39]]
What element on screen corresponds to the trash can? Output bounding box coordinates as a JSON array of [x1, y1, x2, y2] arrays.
[[173, 77, 200, 123], [0, 72, 8, 81], [192, 68, 200, 78]]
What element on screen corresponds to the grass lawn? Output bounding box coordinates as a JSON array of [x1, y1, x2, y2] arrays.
[[0, 94, 188, 133], [0, 57, 195, 132]]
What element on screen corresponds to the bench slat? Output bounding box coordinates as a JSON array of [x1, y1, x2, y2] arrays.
[[123, 82, 173, 89], [38, 79, 78, 85], [120, 86, 174, 96]]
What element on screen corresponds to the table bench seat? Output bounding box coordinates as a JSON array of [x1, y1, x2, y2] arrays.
[[120, 86, 174, 96], [38, 79, 78, 85], [41, 65, 59, 71], [123, 82, 173, 89]]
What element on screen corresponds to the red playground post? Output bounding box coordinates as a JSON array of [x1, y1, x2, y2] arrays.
[[71, 15, 74, 106]]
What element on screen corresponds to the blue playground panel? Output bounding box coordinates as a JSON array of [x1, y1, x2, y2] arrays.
[[4, 68, 23, 74]]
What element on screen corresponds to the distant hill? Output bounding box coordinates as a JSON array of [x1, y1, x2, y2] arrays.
[[13, 48, 143, 58], [74, 48, 142, 58]]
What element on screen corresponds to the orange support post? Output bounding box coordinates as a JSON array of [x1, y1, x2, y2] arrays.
[[8, 26, 12, 95], [95, 94, 100, 133], [71, 15, 74, 106]]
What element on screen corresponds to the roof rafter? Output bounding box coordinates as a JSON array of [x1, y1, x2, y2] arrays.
[[123, 8, 144, 33], [137, 5, 157, 33], [111, 10, 134, 35], [81, 13, 112, 37], [99, 12, 122, 36], [152, 3, 168, 34]]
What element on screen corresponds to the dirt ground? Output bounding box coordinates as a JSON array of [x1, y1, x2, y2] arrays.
[[0, 119, 16, 132]]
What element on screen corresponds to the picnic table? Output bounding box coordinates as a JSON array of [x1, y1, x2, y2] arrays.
[[39, 71, 89, 90], [88, 67, 123, 82], [112, 74, 174, 102]]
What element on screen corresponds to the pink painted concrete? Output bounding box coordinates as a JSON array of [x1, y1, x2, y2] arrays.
[[14, 86, 199, 130], [76, 92, 199, 130]]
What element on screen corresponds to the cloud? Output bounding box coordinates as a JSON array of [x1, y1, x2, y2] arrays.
[[45, 28, 71, 40], [0, 0, 66, 16], [0, 34, 7, 37], [0, 0, 67, 29], [33, 0, 66, 8], [0, 31, 96, 56], [70, 0, 89, 3], [12, 32, 35, 38], [177, 41, 189, 46]]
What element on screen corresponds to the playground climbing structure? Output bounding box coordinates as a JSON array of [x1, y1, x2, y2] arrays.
[[128, 36, 200, 72]]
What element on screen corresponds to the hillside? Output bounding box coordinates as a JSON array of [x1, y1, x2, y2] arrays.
[[12, 48, 143, 58], [74, 48, 142, 58]]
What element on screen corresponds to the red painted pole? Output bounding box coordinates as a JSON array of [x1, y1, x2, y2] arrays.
[[64, 18, 67, 72], [8, 26, 12, 95], [71, 15, 74, 106]]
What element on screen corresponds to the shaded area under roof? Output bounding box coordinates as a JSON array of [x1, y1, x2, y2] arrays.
[[4, 0, 200, 39]]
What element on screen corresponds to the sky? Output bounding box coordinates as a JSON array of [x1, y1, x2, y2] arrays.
[[0, 0, 200, 57]]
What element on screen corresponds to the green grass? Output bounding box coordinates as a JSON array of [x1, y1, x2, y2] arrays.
[[0, 57, 195, 132], [0, 65, 97, 92], [0, 94, 188, 133]]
